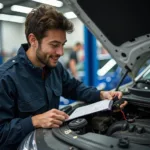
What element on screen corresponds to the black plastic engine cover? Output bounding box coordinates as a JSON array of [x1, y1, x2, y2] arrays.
[[107, 119, 150, 145]]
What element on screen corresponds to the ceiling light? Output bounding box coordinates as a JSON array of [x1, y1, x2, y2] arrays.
[[97, 59, 116, 76], [64, 12, 77, 19], [11, 5, 33, 14], [0, 14, 26, 23], [31, 0, 63, 7], [0, 3, 3, 9]]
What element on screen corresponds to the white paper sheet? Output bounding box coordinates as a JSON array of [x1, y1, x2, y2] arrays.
[[66, 99, 113, 121]]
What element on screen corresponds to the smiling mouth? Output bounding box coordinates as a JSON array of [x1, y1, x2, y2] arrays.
[[50, 57, 59, 62]]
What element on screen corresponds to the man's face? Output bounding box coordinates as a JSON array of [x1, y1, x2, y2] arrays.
[[36, 29, 66, 68]]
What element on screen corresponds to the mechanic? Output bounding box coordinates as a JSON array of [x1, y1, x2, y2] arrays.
[[0, 4, 127, 150], [68, 42, 83, 79]]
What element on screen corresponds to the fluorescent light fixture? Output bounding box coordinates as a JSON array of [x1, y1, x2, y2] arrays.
[[32, 0, 63, 7], [0, 3, 3, 9], [0, 14, 26, 23], [64, 12, 77, 19], [97, 59, 116, 76], [11, 5, 33, 14]]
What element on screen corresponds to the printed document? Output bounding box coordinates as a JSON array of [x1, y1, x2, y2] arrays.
[[66, 99, 113, 121]]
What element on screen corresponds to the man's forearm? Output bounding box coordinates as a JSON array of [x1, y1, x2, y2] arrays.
[[0, 117, 34, 149]]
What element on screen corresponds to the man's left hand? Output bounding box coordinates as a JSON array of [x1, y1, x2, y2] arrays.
[[100, 91, 128, 109]]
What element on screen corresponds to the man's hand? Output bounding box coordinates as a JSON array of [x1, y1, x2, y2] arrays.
[[100, 91, 128, 109], [32, 109, 69, 128]]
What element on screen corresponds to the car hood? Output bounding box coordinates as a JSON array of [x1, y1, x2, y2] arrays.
[[63, 0, 150, 78]]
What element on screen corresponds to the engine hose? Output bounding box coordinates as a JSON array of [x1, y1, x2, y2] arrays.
[[106, 121, 128, 136]]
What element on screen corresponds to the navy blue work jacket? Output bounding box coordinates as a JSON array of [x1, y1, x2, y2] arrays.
[[0, 44, 100, 150]]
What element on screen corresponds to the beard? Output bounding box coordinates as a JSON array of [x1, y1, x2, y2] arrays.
[[36, 45, 59, 68]]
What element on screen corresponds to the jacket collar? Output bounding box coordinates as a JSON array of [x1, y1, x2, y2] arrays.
[[18, 43, 43, 71]]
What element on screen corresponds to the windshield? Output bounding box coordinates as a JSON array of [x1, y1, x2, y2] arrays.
[[141, 69, 150, 80], [138, 60, 150, 80]]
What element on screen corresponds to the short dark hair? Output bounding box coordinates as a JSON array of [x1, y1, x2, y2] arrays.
[[25, 4, 74, 46]]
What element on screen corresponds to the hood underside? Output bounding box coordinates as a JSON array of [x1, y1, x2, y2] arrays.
[[63, 0, 150, 78]]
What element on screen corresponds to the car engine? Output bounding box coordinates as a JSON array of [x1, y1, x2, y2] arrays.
[[67, 97, 150, 147]]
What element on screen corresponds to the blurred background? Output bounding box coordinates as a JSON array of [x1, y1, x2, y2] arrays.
[[2, 0, 147, 107]]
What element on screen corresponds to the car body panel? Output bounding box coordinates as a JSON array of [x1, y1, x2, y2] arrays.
[[18, 125, 150, 150]]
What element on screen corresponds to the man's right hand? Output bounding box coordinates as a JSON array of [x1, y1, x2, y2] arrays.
[[32, 109, 69, 128]]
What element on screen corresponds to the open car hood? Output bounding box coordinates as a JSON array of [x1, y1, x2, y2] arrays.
[[63, 0, 150, 78]]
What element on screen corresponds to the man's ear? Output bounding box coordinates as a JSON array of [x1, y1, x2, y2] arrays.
[[28, 33, 38, 47]]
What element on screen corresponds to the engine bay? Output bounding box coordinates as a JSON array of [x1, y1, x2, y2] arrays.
[[67, 100, 150, 147]]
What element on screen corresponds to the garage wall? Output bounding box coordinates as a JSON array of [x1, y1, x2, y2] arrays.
[[1, 18, 84, 53], [66, 18, 84, 47], [1, 21, 26, 53]]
